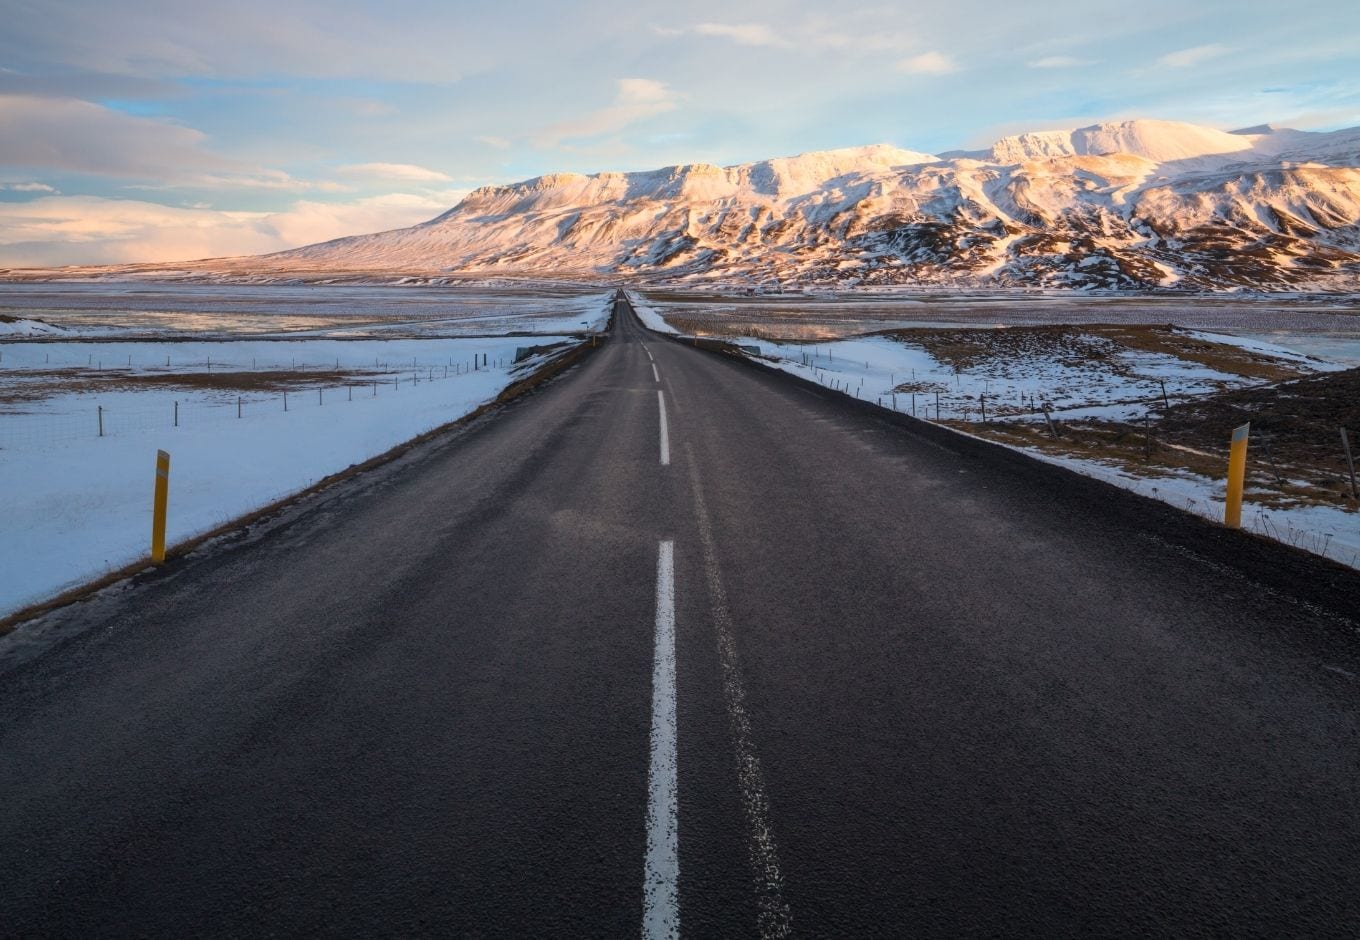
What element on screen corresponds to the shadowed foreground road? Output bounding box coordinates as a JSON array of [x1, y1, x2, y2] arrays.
[[4, 295, 1360, 937]]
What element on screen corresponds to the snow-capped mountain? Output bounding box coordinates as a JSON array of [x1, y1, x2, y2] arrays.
[[248, 120, 1360, 289]]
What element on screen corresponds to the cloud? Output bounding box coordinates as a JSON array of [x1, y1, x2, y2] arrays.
[[650, 22, 787, 47], [341, 98, 396, 118], [0, 191, 465, 266], [129, 171, 352, 193], [0, 68, 178, 101], [693, 23, 786, 47], [1157, 44, 1228, 68], [0, 93, 235, 179], [1028, 55, 1097, 69], [1, 181, 57, 192], [337, 162, 452, 182], [0, 93, 351, 192], [474, 135, 511, 149], [534, 79, 681, 148], [896, 51, 957, 75]]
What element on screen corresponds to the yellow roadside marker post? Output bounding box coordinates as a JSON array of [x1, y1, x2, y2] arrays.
[[151, 449, 170, 563], [1224, 422, 1250, 529]]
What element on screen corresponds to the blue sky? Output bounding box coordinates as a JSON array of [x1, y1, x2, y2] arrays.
[[1, 0, 1357, 265]]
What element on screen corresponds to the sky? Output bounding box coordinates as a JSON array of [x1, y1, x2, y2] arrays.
[[1, 0, 1357, 266]]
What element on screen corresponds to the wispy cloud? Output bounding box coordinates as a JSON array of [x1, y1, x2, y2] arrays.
[[1028, 55, 1097, 69], [1, 181, 57, 192], [337, 162, 451, 182], [896, 51, 957, 76], [693, 22, 786, 48], [341, 98, 396, 118], [130, 171, 352, 193], [474, 135, 511, 150], [534, 79, 681, 148], [1157, 44, 1229, 68]]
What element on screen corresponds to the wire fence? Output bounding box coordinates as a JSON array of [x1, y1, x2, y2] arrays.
[[0, 355, 520, 451]]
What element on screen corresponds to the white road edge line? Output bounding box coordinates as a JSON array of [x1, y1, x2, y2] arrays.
[[643, 539, 679, 940], [652, 363, 661, 383], [658, 391, 670, 466], [687, 451, 792, 938]]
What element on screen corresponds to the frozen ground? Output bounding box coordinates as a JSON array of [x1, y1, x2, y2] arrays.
[[0, 317, 65, 338], [0, 282, 612, 339], [639, 289, 1360, 365], [741, 329, 1334, 422], [626, 292, 679, 335]]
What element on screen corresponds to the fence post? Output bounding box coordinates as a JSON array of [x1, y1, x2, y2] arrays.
[[238, 396, 242, 418], [1342, 427, 1358, 500], [1042, 406, 1059, 439], [151, 450, 170, 563], [1225, 422, 1251, 529], [98, 405, 104, 437], [174, 400, 178, 427]]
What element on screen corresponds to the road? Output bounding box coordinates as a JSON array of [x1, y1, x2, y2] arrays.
[[4, 294, 1360, 936]]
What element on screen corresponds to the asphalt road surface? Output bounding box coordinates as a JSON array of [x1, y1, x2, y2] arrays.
[[4, 295, 1360, 937]]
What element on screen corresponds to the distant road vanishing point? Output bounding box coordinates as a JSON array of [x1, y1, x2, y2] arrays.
[[4, 294, 1360, 936]]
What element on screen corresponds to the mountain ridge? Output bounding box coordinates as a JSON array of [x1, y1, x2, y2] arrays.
[[38, 119, 1360, 290]]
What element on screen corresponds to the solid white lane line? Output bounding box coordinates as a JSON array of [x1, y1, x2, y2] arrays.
[[643, 539, 679, 940], [652, 363, 661, 383], [658, 391, 670, 466], [687, 450, 792, 938]]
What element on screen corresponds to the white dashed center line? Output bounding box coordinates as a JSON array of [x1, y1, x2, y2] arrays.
[[652, 363, 661, 383], [643, 539, 679, 939], [658, 391, 670, 466]]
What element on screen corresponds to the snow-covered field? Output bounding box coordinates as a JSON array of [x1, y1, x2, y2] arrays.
[[740, 329, 1334, 421], [0, 283, 610, 618], [628, 293, 679, 335], [0, 282, 612, 339], [0, 317, 65, 338], [0, 337, 573, 617]]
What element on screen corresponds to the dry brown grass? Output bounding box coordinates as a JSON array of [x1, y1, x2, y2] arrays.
[[888, 324, 1314, 383], [0, 367, 375, 405], [119, 370, 360, 392], [1088, 325, 1306, 381], [951, 366, 1360, 511]]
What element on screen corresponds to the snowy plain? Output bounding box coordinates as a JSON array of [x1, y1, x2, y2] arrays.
[[0, 338, 574, 617], [1, 284, 611, 618]]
